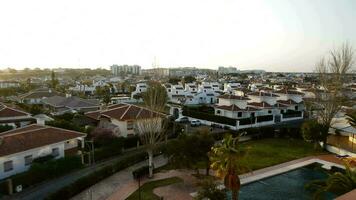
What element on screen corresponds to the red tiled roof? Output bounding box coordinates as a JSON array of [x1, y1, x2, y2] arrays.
[[0, 124, 86, 156], [218, 95, 250, 100], [247, 92, 279, 97], [247, 102, 273, 108], [215, 105, 244, 111], [0, 105, 30, 118], [277, 99, 300, 105], [86, 103, 165, 121], [215, 105, 260, 112], [85, 104, 127, 120]]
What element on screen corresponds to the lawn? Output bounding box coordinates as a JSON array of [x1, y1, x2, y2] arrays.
[[240, 138, 325, 171], [126, 177, 183, 200], [157, 138, 325, 173]]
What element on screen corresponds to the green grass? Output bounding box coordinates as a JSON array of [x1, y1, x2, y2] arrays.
[[126, 177, 183, 200], [240, 138, 325, 171], [157, 138, 325, 173]]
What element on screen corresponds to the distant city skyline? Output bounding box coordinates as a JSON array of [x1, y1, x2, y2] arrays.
[[0, 0, 355, 72]]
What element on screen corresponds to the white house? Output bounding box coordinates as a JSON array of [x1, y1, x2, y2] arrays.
[[131, 83, 148, 99], [0, 104, 35, 128], [0, 124, 85, 179], [85, 104, 165, 137], [0, 81, 20, 89]]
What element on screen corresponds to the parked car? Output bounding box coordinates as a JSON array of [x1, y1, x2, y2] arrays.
[[190, 120, 201, 127], [175, 116, 189, 123]]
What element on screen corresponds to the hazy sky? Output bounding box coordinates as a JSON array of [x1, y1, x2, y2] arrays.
[[0, 0, 355, 72]]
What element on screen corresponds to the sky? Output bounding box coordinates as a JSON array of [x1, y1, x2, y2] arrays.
[[0, 0, 355, 72]]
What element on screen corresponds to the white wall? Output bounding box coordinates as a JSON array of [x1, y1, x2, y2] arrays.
[[0, 142, 65, 180]]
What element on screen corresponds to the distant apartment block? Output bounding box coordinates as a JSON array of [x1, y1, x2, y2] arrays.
[[0, 81, 20, 89], [111, 65, 141, 76], [218, 66, 238, 74]]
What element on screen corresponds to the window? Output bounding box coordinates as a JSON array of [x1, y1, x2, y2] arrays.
[[52, 148, 60, 157], [24, 155, 33, 166], [268, 110, 272, 114], [127, 121, 134, 130], [4, 161, 13, 172], [176, 91, 178, 94], [216, 110, 221, 115], [295, 106, 298, 110], [237, 112, 242, 117], [168, 89, 171, 92]]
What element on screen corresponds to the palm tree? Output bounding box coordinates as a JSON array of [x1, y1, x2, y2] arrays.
[[209, 134, 249, 200], [346, 113, 356, 152], [306, 162, 356, 199]]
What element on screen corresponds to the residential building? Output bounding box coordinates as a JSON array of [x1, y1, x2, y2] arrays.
[[0, 81, 20, 89], [111, 65, 141, 76], [0, 104, 35, 128], [0, 124, 85, 179], [218, 66, 238, 74], [85, 104, 165, 137], [42, 95, 100, 115], [19, 89, 62, 104]]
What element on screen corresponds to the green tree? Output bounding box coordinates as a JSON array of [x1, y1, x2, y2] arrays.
[[183, 75, 196, 83], [51, 70, 59, 89], [168, 77, 180, 85], [301, 120, 322, 149], [209, 134, 249, 200], [164, 128, 215, 175]]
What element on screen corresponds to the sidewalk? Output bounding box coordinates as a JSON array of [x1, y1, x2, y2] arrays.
[[3, 149, 146, 200], [71, 155, 168, 200]]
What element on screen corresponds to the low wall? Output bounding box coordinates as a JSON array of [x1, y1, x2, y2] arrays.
[[326, 145, 356, 157]]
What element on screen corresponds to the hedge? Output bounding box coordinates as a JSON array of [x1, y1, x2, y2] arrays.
[[256, 115, 274, 123], [182, 108, 236, 126], [132, 166, 149, 180], [238, 117, 256, 125], [45, 151, 148, 200], [0, 156, 83, 194]]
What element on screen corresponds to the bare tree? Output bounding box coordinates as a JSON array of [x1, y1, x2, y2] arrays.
[[314, 43, 354, 148], [135, 81, 168, 178]]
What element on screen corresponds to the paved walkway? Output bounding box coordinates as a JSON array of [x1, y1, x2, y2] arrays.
[[107, 169, 200, 200], [72, 155, 167, 200], [3, 149, 146, 200]]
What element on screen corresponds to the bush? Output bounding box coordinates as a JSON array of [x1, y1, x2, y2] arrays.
[[132, 166, 149, 179], [123, 135, 141, 149], [182, 108, 236, 126], [0, 156, 83, 194], [238, 117, 256, 125], [46, 119, 85, 132], [256, 115, 274, 123], [0, 124, 13, 133], [33, 155, 55, 163], [45, 151, 148, 200]]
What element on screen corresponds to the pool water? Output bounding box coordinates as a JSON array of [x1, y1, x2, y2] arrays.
[[233, 164, 337, 200]]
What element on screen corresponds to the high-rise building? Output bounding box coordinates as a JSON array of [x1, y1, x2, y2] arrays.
[[111, 65, 141, 76]]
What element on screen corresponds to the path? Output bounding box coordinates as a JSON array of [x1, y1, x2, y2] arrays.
[[107, 169, 199, 200], [71, 155, 167, 200], [3, 149, 145, 200]]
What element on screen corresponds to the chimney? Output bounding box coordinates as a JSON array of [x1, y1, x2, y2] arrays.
[[36, 118, 45, 126]]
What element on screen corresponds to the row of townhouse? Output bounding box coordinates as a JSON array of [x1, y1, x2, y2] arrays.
[[173, 89, 305, 130], [166, 82, 222, 105], [131, 82, 246, 106]]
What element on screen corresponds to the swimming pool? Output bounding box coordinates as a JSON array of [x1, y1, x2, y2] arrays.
[[236, 163, 337, 200]]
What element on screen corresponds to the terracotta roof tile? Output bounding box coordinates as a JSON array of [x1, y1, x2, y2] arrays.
[[0, 105, 30, 118], [0, 124, 85, 156], [218, 95, 250, 100]]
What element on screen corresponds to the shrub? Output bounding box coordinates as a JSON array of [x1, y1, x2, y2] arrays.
[[0, 156, 83, 194], [0, 125, 13, 133], [123, 135, 141, 149], [45, 151, 148, 200], [33, 155, 55, 163], [132, 166, 149, 179], [182, 108, 236, 126]]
